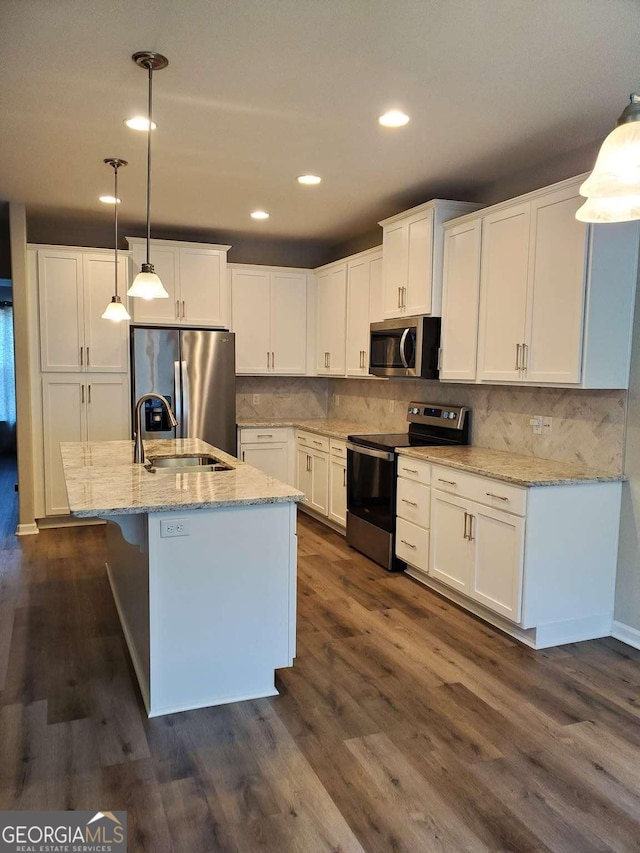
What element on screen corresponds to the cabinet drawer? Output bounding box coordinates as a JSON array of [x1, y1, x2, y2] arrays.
[[297, 430, 330, 453], [396, 518, 430, 571], [330, 439, 347, 459], [432, 464, 527, 516], [396, 478, 431, 527], [397, 455, 431, 484], [240, 427, 290, 444]]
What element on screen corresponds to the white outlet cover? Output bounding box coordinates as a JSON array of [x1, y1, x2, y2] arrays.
[[252, 394, 260, 405], [160, 518, 189, 537]]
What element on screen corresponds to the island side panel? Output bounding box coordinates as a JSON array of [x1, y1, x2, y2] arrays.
[[147, 502, 296, 717], [104, 514, 151, 713]]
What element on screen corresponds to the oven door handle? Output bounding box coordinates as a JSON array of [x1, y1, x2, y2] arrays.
[[399, 328, 410, 368], [346, 442, 395, 462]]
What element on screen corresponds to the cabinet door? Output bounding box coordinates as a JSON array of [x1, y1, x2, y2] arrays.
[[524, 188, 587, 384], [310, 450, 329, 516], [42, 375, 85, 515], [271, 272, 307, 374], [231, 269, 271, 374], [85, 375, 130, 442], [241, 442, 290, 484], [382, 221, 407, 318], [429, 491, 473, 593], [296, 447, 313, 505], [405, 209, 434, 315], [131, 245, 180, 324], [440, 219, 482, 381], [329, 457, 347, 526], [477, 204, 530, 382], [469, 505, 525, 623], [180, 247, 227, 327], [346, 257, 371, 375], [316, 266, 347, 374], [38, 250, 84, 372], [82, 254, 129, 372], [368, 250, 384, 324]]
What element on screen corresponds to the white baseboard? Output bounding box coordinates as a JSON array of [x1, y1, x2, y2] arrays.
[[611, 620, 640, 651], [16, 522, 38, 536]]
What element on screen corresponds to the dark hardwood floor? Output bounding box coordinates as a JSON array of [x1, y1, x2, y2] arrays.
[[2, 509, 640, 852]]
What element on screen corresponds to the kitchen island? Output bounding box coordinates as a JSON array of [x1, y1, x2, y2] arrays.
[[61, 438, 303, 717]]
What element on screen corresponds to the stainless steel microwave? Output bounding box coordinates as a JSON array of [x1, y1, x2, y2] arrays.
[[369, 316, 441, 378]]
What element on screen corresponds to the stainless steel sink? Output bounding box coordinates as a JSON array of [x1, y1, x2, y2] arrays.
[[144, 454, 234, 474]]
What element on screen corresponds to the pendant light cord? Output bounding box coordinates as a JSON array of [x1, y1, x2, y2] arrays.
[[146, 62, 153, 267], [114, 163, 119, 298]]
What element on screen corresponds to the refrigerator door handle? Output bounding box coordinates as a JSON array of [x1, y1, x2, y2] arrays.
[[174, 360, 183, 438], [181, 360, 189, 438]]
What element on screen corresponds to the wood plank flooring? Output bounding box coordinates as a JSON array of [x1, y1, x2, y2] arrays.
[[2, 509, 640, 851]]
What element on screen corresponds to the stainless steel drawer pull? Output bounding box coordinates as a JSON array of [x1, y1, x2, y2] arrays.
[[312, 440, 323, 446], [272, 351, 275, 369], [343, 469, 346, 487], [400, 539, 417, 549], [182, 300, 186, 319], [80, 346, 83, 366], [438, 478, 457, 486], [257, 434, 273, 438], [486, 492, 509, 501], [86, 347, 90, 366], [515, 343, 521, 371], [88, 384, 91, 403], [403, 468, 419, 474], [176, 300, 180, 319], [401, 499, 418, 507]]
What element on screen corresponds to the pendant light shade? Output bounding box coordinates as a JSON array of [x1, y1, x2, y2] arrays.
[[102, 158, 131, 323], [127, 50, 169, 300], [578, 93, 640, 223]]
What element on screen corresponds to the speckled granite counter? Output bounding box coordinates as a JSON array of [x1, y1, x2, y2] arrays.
[[237, 418, 377, 440], [397, 446, 624, 487], [61, 437, 304, 517]]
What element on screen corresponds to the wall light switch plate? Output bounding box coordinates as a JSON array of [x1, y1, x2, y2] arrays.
[[252, 394, 260, 405], [160, 519, 189, 538], [542, 416, 553, 434], [530, 416, 542, 435]]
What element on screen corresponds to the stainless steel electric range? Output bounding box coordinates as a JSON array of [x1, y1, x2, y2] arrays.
[[346, 402, 470, 571]]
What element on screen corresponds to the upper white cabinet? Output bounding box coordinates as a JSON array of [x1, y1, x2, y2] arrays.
[[231, 265, 310, 375], [127, 238, 230, 328], [442, 175, 640, 388], [379, 200, 481, 320], [316, 262, 347, 375], [36, 248, 129, 373], [345, 247, 383, 376]]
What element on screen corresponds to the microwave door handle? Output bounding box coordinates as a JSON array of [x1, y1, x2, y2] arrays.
[[399, 328, 410, 368]]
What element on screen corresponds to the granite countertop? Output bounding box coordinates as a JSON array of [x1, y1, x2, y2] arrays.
[[61, 438, 304, 517], [237, 418, 377, 440], [397, 446, 624, 487]]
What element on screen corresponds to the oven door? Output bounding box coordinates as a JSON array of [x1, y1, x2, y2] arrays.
[[369, 323, 417, 377], [346, 443, 396, 532]]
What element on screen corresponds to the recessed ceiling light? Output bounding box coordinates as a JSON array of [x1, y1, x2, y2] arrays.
[[251, 210, 270, 220], [298, 174, 321, 185], [125, 116, 157, 131], [379, 110, 410, 128], [99, 195, 120, 204]]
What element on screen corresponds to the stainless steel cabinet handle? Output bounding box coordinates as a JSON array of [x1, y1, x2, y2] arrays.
[[403, 468, 418, 474], [328, 352, 331, 369], [88, 384, 91, 404], [182, 300, 186, 319], [272, 351, 275, 370], [343, 468, 346, 487], [86, 347, 90, 366], [463, 511, 469, 540], [402, 286, 407, 308], [515, 344, 521, 371], [308, 454, 312, 472], [437, 347, 442, 370], [521, 343, 528, 371], [242, 451, 245, 461], [257, 433, 273, 438], [401, 499, 418, 507], [176, 300, 180, 319], [486, 492, 509, 501], [312, 440, 323, 446], [400, 539, 417, 549], [267, 352, 270, 369], [81, 384, 85, 404], [398, 287, 402, 308], [80, 347, 83, 367], [438, 478, 457, 486], [468, 514, 475, 542]]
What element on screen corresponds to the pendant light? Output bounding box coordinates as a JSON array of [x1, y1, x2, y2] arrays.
[[578, 93, 640, 223], [127, 51, 170, 300], [102, 158, 131, 322]]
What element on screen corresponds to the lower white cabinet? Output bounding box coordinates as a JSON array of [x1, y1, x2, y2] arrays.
[[295, 431, 346, 526], [328, 440, 347, 526], [42, 374, 130, 515], [237, 427, 293, 484], [296, 441, 329, 516]]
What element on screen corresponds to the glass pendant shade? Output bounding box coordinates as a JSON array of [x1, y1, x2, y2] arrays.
[[576, 194, 640, 223], [102, 296, 131, 321], [127, 266, 169, 300], [580, 121, 640, 198]]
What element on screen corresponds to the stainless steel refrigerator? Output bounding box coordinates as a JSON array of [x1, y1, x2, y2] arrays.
[[130, 326, 236, 456]]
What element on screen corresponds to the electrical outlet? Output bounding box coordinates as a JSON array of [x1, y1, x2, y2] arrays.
[[252, 394, 260, 405], [542, 416, 553, 434], [530, 416, 542, 435], [160, 519, 189, 538], [389, 400, 395, 413], [335, 394, 340, 407]]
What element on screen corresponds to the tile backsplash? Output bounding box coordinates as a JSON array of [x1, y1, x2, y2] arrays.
[[236, 376, 329, 420]]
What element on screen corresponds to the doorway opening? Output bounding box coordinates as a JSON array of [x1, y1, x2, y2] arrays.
[[0, 203, 17, 545]]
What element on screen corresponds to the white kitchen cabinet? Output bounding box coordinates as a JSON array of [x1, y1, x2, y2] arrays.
[[37, 248, 129, 373], [429, 492, 472, 593], [440, 218, 482, 381], [127, 238, 230, 328], [380, 199, 481, 320], [346, 247, 382, 376], [395, 459, 432, 573], [238, 426, 293, 484], [328, 440, 347, 527], [42, 373, 130, 515], [296, 430, 330, 516], [231, 266, 309, 375], [316, 263, 347, 375], [470, 504, 525, 622]]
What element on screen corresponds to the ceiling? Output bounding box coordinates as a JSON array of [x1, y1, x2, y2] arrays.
[[1, 0, 640, 244]]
